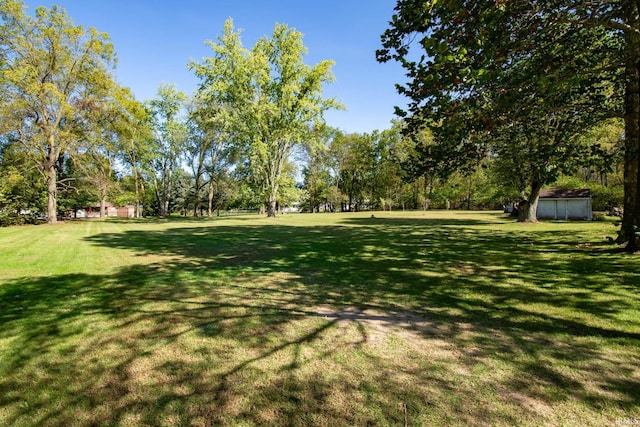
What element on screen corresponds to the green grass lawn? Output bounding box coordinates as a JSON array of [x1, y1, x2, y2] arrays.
[[0, 211, 639, 426]]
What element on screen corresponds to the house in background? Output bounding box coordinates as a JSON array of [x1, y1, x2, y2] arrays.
[[69, 202, 135, 218], [536, 189, 592, 221]]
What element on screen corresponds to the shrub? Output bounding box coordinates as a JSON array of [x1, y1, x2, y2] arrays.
[[590, 185, 624, 211], [0, 212, 43, 227]]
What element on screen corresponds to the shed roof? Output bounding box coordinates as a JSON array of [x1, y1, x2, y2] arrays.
[[539, 189, 591, 199]]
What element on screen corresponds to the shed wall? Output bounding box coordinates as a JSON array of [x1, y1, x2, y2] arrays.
[[537, 199, 592, 220]]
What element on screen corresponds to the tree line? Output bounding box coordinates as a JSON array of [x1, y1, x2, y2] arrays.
[[0, 2, 340, 222], [0, 1, 629, 249]]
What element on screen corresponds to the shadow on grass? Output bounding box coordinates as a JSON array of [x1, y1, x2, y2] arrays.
[[104, 213, 264, 224], [1, 215, 639, 425]]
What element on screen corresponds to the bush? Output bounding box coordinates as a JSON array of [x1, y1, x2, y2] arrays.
[[0, 212, 43, 227]]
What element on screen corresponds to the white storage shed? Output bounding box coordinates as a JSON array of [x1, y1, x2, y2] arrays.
[[536, 189, 592, 221]]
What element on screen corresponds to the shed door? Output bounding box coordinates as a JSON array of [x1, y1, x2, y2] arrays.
[[557, 200, 568, 219]]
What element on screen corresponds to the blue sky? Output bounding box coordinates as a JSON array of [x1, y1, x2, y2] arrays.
[[33, 0, 407, 134]]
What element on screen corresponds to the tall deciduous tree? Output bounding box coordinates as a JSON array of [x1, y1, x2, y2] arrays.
[[190, 18, 341, 217], [112, 86, 152, 218], [73, 85, 134, 218], [329, 132, 377, 212], [148, 84, 188, 216], [187, 96, 230, 217], [0, 0, 116, 223], [301, 127, 337, 213]]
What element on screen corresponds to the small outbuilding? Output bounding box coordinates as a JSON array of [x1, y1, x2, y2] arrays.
[[116, 205, 135, 218], [536, 189, 592, 221]]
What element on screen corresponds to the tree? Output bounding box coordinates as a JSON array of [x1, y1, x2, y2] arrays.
[[112, 86, 153, 218], [72, 87, 131, 218], [190, 18, 342, 217], [147, 84, 188, 216], [376, 124, 416, 210], [0, 0, 117, 224], [302, 140, 331, 212], [329, 132, 372, 212], [170, 168, 194, 216], [205, 168, 234, 215], [390, 124, 442, 209], [187, 96, 230, 217]]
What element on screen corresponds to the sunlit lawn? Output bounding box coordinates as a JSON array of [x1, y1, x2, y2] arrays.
[[0, 211, 639, 426]]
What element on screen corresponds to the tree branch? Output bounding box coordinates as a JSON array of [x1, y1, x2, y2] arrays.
[[562, 17, 640, 35]]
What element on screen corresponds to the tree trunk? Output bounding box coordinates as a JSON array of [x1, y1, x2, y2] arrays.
[[163, 173, 172, 217], [621, 6, 640, 252], [192, 151, 206, 217], [635, 132, 640, 252], [193, 188, 200, 217], [207, 179, 215, 217], [133, 167, 141, 218], [158, 158, 172, 217], [267, 188, 278, 218], [151, 171, 163, 216], [100, 185, 107, 218], [46, 141, 58, 224], [139, 179, 146, 218], [518, 182, 542, 223]]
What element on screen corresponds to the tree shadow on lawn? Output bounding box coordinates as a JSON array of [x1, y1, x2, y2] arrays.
[[1, 217, 639, 425], [104, 213, 264, 224]]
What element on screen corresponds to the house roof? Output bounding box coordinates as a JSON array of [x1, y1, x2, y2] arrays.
[[539, 189, 591, 199]]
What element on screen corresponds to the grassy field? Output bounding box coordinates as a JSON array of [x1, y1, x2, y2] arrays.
[[0, 211, 639, 426]]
